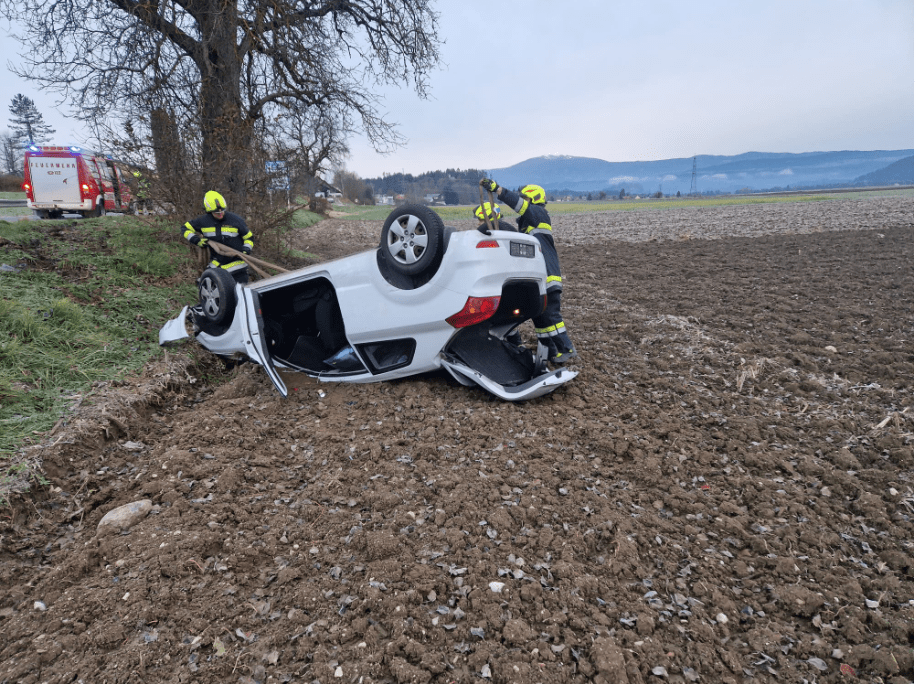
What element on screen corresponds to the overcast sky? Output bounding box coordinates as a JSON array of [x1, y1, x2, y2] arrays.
[[2, 0, 913, 179]]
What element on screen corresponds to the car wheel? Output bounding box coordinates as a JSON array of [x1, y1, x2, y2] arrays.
[[380, 204, 444, 276], [198, 268, 237, 325], [34, 210, 49, 219]]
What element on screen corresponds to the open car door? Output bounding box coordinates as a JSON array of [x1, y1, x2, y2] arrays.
[[159, 287, 288, 397], [239, 289, 288, 397]]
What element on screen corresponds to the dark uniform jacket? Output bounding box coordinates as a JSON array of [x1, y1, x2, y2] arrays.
[[182, 211, 254, 272], [496, 188, 561, 292]]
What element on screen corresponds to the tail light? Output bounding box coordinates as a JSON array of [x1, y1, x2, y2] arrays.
[[446, 296, 500, 328], [22, 182, 30, 192], [476, 240, 499, 249], [81, 184, 90, 191]]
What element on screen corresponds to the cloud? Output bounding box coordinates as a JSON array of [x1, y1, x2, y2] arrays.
[[608, 176, 641, 183], [778, 168, 794, 175]]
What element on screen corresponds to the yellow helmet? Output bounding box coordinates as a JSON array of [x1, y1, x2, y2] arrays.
[[203, 190, 227, 213], [474, 202, 501, 222], [519, 184, 546, 205]]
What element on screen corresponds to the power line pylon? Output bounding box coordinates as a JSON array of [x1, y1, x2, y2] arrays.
[[689, 156, 698, 196]]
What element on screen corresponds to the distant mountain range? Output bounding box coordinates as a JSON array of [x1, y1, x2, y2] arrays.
[[488, 150, 914, 195]]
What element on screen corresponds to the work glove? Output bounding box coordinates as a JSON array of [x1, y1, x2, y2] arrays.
[[242, 245, 252, 255], [480, 178, 498, 192], [477, 224, 492, 236], [196, 236, 208, 247]]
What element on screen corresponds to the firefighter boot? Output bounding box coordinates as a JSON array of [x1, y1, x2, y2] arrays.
[[552, 332, 578, 365], [539, 337, 561, 365], [506, 330, 523, 347]]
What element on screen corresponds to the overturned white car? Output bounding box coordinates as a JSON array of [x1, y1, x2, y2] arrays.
[[159, 205, 577, 401]]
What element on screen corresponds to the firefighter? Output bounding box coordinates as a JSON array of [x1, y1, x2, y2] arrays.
[[473, 201, 517, 234], [182, 191, 254, 284], [132, 170, 151, 214], [480, 178, 577, 364]]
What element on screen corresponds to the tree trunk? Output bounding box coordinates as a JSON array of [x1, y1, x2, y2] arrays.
[[196, 7, 251, 211]]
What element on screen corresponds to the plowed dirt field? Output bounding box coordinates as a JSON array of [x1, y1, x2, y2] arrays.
[[1, 195, 913, 684]]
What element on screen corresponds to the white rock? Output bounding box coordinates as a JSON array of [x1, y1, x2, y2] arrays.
[[824, 346, 837, 353], [334, 666, 343, 677], [97, 500, 153, 532], [488, 581, 505, 593], [716, 612, 729, 624], [33, 601, 47, 611]]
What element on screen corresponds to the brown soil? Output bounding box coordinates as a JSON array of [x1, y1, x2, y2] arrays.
[[1, 196, 913, 684]]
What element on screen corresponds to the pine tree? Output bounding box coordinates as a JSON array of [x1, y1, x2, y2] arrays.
[[8, 94, 55, 145]]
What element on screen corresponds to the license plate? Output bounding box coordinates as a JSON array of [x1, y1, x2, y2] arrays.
[[510, 241, 535, 258]]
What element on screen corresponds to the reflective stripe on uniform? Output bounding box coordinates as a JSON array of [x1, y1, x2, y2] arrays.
[[509, 197, 530, 215], [534, 320, 567, 337], [210, 259, 248, 272]]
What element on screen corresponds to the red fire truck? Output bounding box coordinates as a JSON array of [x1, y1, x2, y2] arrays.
[[22, 145, 136, 219]]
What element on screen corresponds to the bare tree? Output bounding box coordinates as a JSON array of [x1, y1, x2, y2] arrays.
[[333, 169, 373, 204], [0, 1, 441, 214]]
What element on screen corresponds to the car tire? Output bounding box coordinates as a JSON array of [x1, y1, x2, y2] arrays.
[[34, 210, 49, 219], [380, 204, 444, 276], [198, 268, 237, 325]]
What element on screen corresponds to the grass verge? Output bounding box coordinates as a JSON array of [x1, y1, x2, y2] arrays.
[[0, 215, 197, 503]]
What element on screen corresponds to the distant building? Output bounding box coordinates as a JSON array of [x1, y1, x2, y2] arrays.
[[302, 176, 341, 199]]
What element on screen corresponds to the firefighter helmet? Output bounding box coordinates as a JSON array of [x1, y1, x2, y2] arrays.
[[474, 202, 501, 222], [203, 191, 227, 213], [519, 184, 547, 205]]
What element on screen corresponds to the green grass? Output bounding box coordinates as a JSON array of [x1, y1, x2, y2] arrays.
[[0, 190, 28, 218], [288, 209, 325, 229], [0, 215, 197, 502]]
